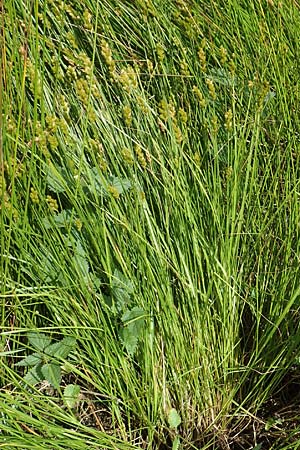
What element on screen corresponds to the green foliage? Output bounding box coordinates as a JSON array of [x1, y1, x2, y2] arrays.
[[63, 384, 81, 408], [109, 270, 145, 355], [167, 408, 181, 429], [15, 334, 76, 389], [120, 306, 145, 355], [2, 0, 300, 448]]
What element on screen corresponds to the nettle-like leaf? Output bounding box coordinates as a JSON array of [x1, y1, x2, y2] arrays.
[[44, 337, 76, 360], [38, 248, 65, 284], [73, 241, 89, 278], [15, 352, 42, 367], [46, 165, 70, 194], [23, 363, 43, 386], [63, 384, 81, 408], [18, 334, 76, 389], [208, 68, 236, 87], [28, 333, 52, 352], [120, 306, 145, 355], [41, 363, 62, 389], [107, 176, 131, 195], [87, 168, 131, 197], [87, 167, 107, 196], [111, 270, 134, 313], [43, 209, 73, 230]]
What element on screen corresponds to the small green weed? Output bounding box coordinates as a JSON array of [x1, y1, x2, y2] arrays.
[[15, 332, 76, 390]]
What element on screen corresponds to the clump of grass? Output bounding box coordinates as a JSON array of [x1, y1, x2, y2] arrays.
[[1, 0, 300, 448]]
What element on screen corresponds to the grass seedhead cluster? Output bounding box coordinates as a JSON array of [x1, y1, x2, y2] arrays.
[[1, 0, 300, 448]]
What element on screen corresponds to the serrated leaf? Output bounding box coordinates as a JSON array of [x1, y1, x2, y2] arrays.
[[121, 306, 145, 323], [23, 364, 43, 386], [42, 210, 73, 230], [89, 273, 101, 290], [172, 436, 180, 450], [119, 327, 138, 355], [44, 337, 76, 359], [120, 307, 145, 355], [47, 165, 68, 193], [208, 68, 236, 86], [41, 363, 61, 389], [90, 167, 107, 195], [111, 270, 134, 312], [28, 333, 52, 352], [38, 251, 61, 283], [73, 241, 89, 278], [108, 176, 131, 195], [168, 408, 181, 429], [15, 353, 42, 367], [63, 384, 81, 408]]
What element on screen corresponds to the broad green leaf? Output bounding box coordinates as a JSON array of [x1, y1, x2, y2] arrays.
[[90, 167, 106, 195], [168, 408, 181, 429], [111, 270, 134, 312], [63, 384, 81, 408], [39, 252, 61, 283], [43, 210, 73, 229], [89, 273, 101, 290], [15, 353, 42, 367], [44, 337, 76, 359], [108, 176, 131, 195], [208, 68, 236, 86], [41, 363, 61, 389], [46, 165, 68, 193], [121, 306, 145, 323], [73, 241, 89, 278], [252, 445, 262, 450], [120, 307, 145, 355], [28, 333, 52, 352], [119, 326, 138, 356], [23, 364, 43, 386]]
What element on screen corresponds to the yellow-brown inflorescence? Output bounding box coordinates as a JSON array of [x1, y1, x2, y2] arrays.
[[180, 49, 190, 76], [108, 185, 120, 199], [121, 148, 134, 165], [228, 53, 236, 75], [193, 152, 201, 165], [146, 59, 154, 74], [198, 47, 207, 72], [211, 115, 219, 135], [89, 139, 107, 172], [118, 66, 138, 93], [25, 60, 42, 98], [57, 94, 70, 116], [173, 124, 183, 144], [100, 39, 116, 74], [224, 109, 233, 131], [46, 195, 58, 213], [156, 43, 165, 63], [219, 46, 228, 65], [192, 86, 206, 108], [30, 187, 39, 204], [134, 144, 147, 169], [159, 99, 176, 122], [136, 95, 150, 114], [83, 9, 93, 30], [206, 78, 216, 101], [178, 107, 188, 125], [74, 218, 83, 232], [123, 105, 132, 127], [159, 99, 184, 144]]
